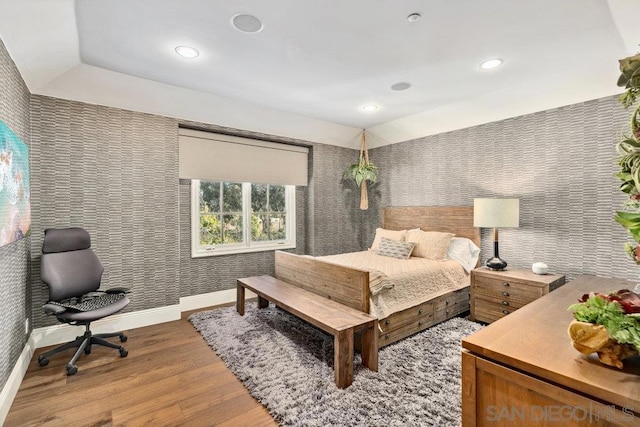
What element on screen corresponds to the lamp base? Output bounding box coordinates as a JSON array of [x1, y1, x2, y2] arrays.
[[485, 257, 507, 271]]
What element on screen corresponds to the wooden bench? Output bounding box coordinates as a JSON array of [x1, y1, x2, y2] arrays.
[[236, 275, 378, 388]]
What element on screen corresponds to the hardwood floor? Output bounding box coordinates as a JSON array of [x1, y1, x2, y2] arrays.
[[6, 308, 278, 426]]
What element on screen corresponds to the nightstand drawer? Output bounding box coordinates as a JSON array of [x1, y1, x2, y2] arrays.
[[473, 299, 516, 323], [472, 276, 543, 307]]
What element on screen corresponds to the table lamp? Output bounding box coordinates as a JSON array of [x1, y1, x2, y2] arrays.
[[473, 198, 520, 270]]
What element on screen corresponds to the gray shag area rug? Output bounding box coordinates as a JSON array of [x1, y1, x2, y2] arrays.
[[189, 303, 483, 426]]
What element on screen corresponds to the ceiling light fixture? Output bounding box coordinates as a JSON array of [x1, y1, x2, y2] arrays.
[[231, 13, 264, 33], [407, 13, 421, 23], [391, 82, 412, 91], [361, 104, 379, 112], [480, 59, 503, 70], [175, 46, 200, 59]]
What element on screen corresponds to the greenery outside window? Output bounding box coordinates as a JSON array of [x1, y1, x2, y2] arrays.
[[191, 180, 296, 257]]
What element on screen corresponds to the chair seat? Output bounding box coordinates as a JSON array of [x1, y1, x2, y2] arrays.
[[57, 296, 130, 322]]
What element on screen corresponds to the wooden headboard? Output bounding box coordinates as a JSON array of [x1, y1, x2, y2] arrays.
[[382, 206, 480, 247]]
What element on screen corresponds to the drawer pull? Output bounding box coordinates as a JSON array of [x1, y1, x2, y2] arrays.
[[384, 333, 389, 339], [502, 301, 509, 306], [446, 310, 450, 315], [445, 299, 450, 305], [502, 291, 509, 296], [503, 309, 510, 315], [418, 320, 424, 326], [385, 320, 390, 325], [418, 308, 423, 314], [502, 281, 510, 287]]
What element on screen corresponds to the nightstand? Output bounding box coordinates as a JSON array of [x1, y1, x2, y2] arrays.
[[470, 267, 565, 323]]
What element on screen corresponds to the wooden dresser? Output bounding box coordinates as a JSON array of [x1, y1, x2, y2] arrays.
[[470, 267, 565, 323], [462, 275, 640, 427]]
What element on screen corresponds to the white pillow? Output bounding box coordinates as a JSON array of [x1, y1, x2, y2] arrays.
[[447, 237, 481, 273], [370, 228, 407, 250]]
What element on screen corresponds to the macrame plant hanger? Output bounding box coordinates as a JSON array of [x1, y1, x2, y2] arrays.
[[359, 131, 369, 210]]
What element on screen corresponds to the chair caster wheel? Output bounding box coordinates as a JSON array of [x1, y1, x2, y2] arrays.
[[84, 348, 91, 355], [119, 334, 128, 342], [119, 348, 128, 357], [38, 356, 49, 367], [66, 365, 78, 376]]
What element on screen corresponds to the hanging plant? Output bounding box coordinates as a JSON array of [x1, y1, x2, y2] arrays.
[[344, 130, 377, 210], [614, 52, 640, 262]]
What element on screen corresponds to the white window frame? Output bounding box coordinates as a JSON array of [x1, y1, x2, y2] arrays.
[[191, 180, 296, 257]]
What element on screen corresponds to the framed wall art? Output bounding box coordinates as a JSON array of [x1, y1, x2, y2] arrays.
[[0, 120, 30, 246]]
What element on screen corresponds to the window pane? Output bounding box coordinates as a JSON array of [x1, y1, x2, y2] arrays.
[[199, 213, 221, 245], [222, 214, 243, 243], [193, 181, 294, 256], [269, 214, 286, 240], [269, 185, 285, 212], [222, 182, 243, 212], [200, 181, 220, 212], [251, 184, 268, 212], [251, 213, 269, 241]]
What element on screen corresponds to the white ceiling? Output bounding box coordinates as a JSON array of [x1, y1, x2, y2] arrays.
[[0, 0, 639, 149]]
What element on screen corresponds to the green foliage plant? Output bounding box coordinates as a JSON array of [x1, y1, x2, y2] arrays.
[[344, 131, 377, 187], [614, 52, 640, 263], [344, 159, 377, 187]]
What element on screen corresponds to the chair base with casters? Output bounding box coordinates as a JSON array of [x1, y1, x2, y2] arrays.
[[37, 323, 128, 376]]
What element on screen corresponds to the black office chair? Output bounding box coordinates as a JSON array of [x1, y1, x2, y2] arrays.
[[38, 227, 130, 375]]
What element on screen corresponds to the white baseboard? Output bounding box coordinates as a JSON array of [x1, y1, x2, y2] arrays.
[[179, 288, 256, 312], [0, 334, 35, 425], [31, 304, 181, 349]]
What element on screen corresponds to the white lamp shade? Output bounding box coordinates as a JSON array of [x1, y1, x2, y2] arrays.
[[473, 198, 520, 228]]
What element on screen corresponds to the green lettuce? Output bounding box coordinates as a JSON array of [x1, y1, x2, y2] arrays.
[[568, 295, 640, 351]]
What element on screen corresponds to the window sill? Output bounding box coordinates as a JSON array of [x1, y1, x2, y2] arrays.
[[191, 242, 296, 258]]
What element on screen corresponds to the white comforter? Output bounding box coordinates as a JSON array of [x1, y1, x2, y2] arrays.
[[317, 251, 469, 319]]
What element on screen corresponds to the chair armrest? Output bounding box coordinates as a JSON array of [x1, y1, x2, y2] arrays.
[[84, 292, 104, 298], [43, 303, 67, 315], [105, 287, 130, 294]]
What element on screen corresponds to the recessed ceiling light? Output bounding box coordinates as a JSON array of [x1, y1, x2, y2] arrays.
[[480, 59, 503, 70], [231, 13, 264, 33], [407, 13, 421, 23], [175, 46, 199, 59], [391, 82, 412, 91], [361, 104, 379, 112]]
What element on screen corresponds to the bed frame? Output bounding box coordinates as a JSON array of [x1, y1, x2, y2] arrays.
[[275, 206, 480, 348]]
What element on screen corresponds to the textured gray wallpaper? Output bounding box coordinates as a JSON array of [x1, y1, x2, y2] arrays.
[[0, 38, 31, 395], [308, 143, 368, 255], [30, 96, 180, 327], [367, 96, 636, 282]]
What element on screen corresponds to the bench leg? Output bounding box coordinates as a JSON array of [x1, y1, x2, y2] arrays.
[[236, 284, 245, 315], [334, 329, 354, 389], [360, 321, 378, 372], [257, 295, 269, 309]]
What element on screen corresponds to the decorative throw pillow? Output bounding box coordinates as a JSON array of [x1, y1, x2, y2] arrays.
[[370, 228, 407, 251], [406, 230, 455, 260], [375, 237, 416, 260]]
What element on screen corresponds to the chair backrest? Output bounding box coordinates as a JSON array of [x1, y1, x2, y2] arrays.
[[41, 228, 104, 301]]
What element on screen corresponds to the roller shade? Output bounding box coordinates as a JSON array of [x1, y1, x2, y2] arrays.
[[178, 128, 309, 186]]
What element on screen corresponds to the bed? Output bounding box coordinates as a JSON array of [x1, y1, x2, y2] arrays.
[[274, 206, 480, 348]]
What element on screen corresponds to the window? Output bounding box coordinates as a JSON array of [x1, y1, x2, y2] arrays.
[[191, 180, 295, 257]]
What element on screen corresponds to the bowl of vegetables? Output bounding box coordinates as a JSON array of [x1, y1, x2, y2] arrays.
[[568, 289, 640, 368]]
